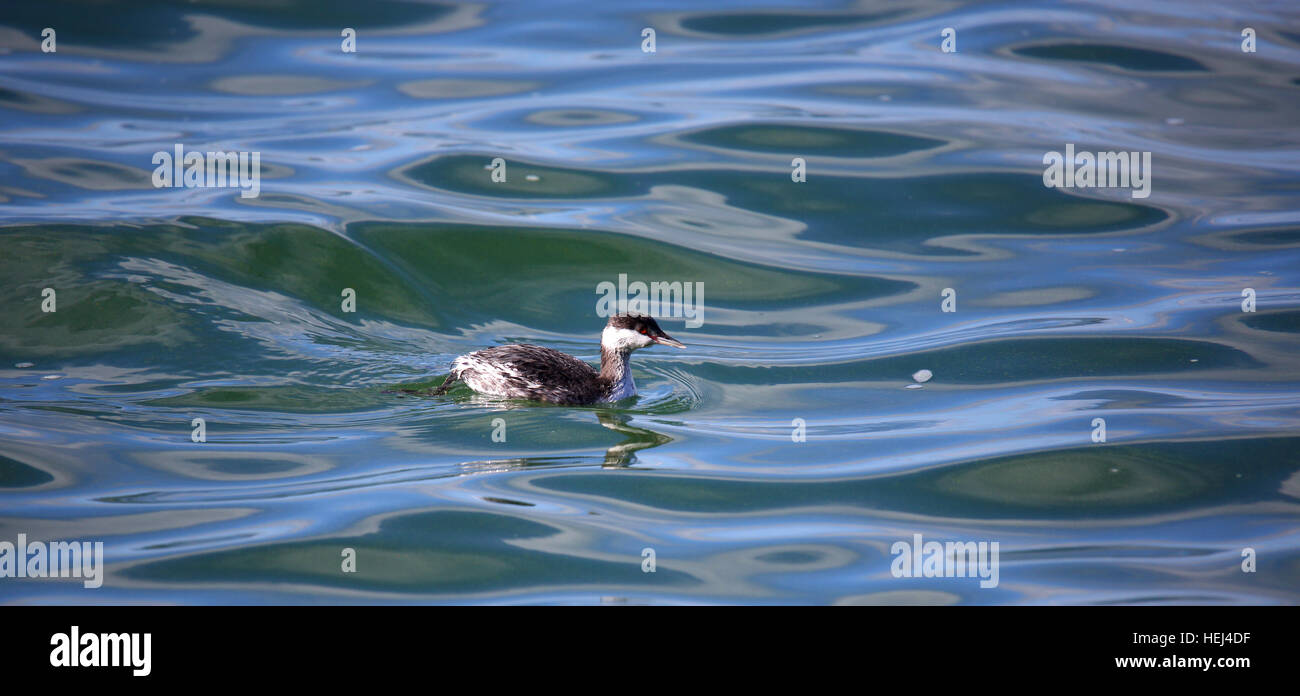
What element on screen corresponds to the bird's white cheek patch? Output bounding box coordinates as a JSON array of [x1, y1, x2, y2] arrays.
[[603, 326, 649, 351]]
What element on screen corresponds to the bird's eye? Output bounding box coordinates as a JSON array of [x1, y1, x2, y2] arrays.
[[639, 328, 647, 334]]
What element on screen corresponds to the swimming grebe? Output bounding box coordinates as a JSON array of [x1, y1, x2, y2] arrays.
[[432, 314, 685, 405]]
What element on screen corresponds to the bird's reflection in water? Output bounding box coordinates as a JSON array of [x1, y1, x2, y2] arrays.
[[451, 405, 673, 476], [391, 386, 675, 474], [595, 410, 673, 467]]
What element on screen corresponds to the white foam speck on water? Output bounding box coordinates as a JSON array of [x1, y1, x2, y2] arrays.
[[15, 362, 34, 368], [904, 383, 923, 390], [42, 375, 61, 380], [911, 369, 933, 383], [525, 174, 540, 182]]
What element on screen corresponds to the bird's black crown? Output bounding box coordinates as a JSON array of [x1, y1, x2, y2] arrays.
[[606, 313, 663, 334]]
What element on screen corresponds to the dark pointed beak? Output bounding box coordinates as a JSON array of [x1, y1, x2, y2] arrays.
[[652, 333, 685, 349]]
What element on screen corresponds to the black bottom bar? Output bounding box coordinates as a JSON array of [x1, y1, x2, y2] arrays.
[[0, 605, 1284, 683]]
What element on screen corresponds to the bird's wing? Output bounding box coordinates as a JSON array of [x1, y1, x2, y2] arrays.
[[466, 344, 597, 386]]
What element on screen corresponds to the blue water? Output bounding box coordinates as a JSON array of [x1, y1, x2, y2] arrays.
[[1, 0, 1299, 604]]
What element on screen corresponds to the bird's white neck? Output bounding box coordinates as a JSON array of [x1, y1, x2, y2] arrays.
[[599, 344, 636, 400]]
